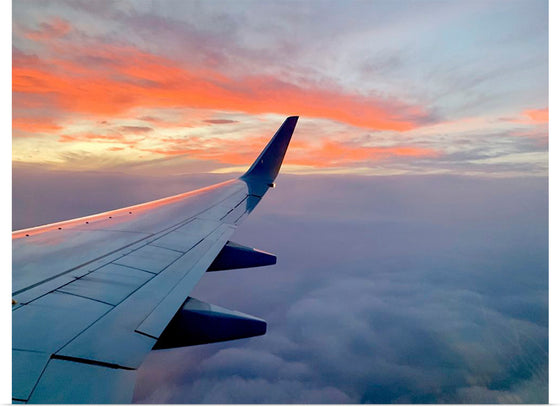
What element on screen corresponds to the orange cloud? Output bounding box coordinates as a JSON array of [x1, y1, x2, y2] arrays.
[[286, 140, 439, 168], [136, 115, 197, 128], [24, 18, 71, 41], [203, 119, 239, 125], [13, 44, 431, 132], [142, 135, 438, 168], [58, 132, 141, 145], [502, 108, 549, 125], [58, 134, 78, 143], [139, 136, 271, 163], [12, 117, 62, 133], [524, 108, 548, 123]]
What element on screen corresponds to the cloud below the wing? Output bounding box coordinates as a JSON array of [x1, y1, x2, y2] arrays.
[[127, 174, 547, 404]]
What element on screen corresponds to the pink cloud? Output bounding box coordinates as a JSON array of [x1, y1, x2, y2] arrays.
[[524, 108, 548, 124]]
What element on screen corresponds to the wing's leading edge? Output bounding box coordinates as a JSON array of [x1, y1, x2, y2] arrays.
[[12, 116, 299, 403]]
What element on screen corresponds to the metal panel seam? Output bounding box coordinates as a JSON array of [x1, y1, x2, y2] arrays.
[[54, 291, 115, 307], [105, 262, 157, 275]]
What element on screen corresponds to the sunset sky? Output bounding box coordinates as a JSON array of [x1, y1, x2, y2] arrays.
[[10, 1, 551, 404], [12, 0, 547, 177]]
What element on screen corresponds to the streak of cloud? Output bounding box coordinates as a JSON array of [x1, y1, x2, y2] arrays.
[[23, 17, 71, 41], [524, 108, 548, 124], [13, 41, 430, 132], [203, 119, 239, 125], [12, 117, 63, 134]]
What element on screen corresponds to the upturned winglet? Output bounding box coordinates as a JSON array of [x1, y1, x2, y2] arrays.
[[241, 116, 299, 184]]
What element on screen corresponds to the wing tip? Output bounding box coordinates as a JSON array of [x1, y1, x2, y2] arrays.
[[284, 115, 299, 127], [241, 116, 299, 183]]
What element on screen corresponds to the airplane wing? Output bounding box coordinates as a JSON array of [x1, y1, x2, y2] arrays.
[[12, 116, 299, 403]]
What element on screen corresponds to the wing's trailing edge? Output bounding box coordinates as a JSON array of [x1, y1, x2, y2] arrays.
[[241, 116, 298, 185]]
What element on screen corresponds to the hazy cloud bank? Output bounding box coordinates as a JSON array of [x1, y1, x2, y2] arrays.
[[12, 170, 548, 403]]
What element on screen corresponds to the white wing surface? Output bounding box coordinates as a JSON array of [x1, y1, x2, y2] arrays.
[[12, 116, 299, 403]]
